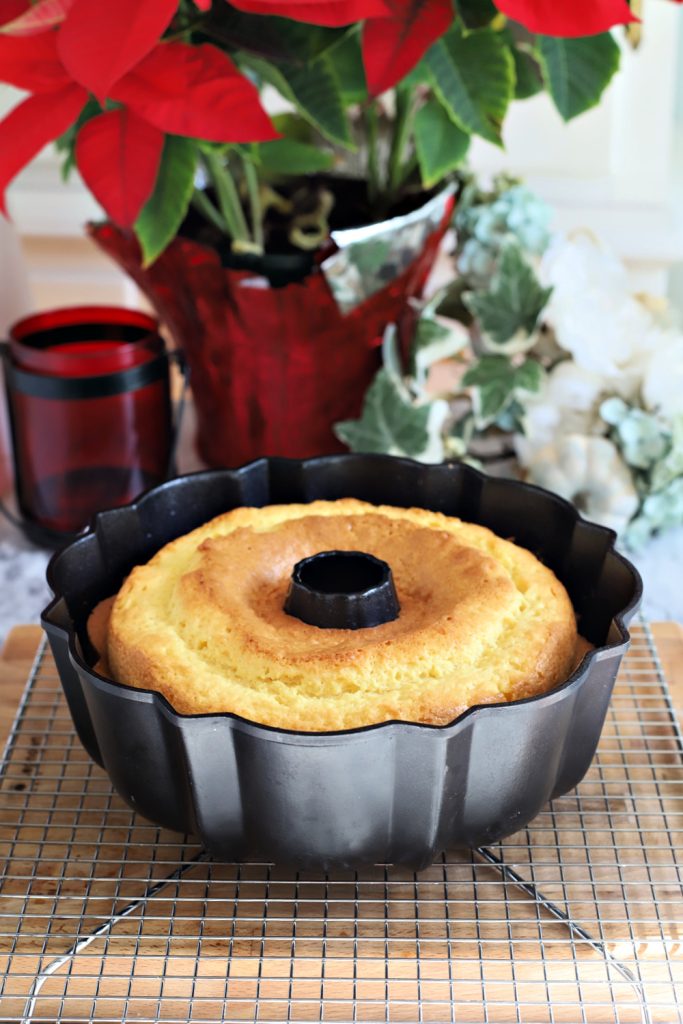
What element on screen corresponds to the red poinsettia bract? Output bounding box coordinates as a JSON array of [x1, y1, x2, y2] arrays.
[[363, 0, 454, 95], [0, 84, 85, 214], [0, 0, 276, 223], [227, 0, 454, 94], [0, 0, 656, 224], [492, 0, 637, 36], [57, 0, 179, 99], [75, 109, 165, 227]]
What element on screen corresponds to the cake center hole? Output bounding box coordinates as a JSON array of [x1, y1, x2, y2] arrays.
[[296, 551, 387, 595], [285, 550, 400, 629]]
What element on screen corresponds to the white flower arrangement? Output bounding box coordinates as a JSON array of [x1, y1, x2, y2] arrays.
[[336, 175, 683, 549]]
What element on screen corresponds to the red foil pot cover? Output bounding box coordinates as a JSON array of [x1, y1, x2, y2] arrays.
[[90, 199, 452, 468]]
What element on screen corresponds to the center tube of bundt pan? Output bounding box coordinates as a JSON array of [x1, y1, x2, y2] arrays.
[[284, 550, 400, 629]]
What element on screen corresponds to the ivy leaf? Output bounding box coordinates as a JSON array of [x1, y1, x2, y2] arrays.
[[495, 397, 526, 432], [410, 315, 467, 388], [424, 24, 515, 146], [240, 52, 352, 147], [381, 324, 408, 396], [135, 136, 197, 266], [537, 33, 620, 122], [254, 138, 334, 175], [513, 358, 543, 394], [462, 355, 543, 427], [335, 369, 433, 458], [463, 245, 552, 346], [414, 98, 470, 188]]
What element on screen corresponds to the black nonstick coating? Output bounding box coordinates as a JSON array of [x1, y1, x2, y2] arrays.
[[42, 455, 642, 869]]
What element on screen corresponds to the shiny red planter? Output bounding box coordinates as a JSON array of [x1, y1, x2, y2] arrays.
[[90, 209, 450, 467], [42, 455, 642, 869]]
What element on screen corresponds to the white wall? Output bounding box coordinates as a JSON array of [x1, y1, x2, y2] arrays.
[[468, 0, 683, 295]]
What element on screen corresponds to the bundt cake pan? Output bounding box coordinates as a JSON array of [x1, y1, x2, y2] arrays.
[[42, 455, 642, 870]]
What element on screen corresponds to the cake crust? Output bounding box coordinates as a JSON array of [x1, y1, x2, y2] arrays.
[[107, 499, 579, 731]]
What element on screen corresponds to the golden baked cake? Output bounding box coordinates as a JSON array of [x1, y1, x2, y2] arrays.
[[104, 499, 581, 731]]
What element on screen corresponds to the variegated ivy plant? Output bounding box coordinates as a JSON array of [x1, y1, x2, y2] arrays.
[[335, 175, 683, 549]]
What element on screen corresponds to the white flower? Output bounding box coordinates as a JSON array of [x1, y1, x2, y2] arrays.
[[523, 434, 639, 536], [515, 361, 609, 462], [541, 231, 629, 299], [642, 333, 683, 417], [539, 234, 655, 385], [545, 360, 608, 413]]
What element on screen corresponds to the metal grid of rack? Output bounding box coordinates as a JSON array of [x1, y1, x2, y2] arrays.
[[0, 622, 681, 1023]]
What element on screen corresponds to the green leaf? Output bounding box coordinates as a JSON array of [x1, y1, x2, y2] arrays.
[[254, 138, 334, 175], [511, 44, 543, 99], [134, 137, 197, 266], [424, 24, 515, 145], [536, 33, 620, 122], [206, 9, 340, 63], [410, 315, 467, 387], [414, 98, 470, 188], [462, 354, 544, 426], [513, 358, 543, 394], [462, 355, 512, 426], [335, 369, 432, 458], [495, 397, 526, 432], [240, 52, 352, 147], [463, 245, 552, 345], [401, 57, 432, 89], [271, 113, 314, 143], [331, 29, 367, 103], [381, 324, 407, 395], [478, 379, 512, 422], [457, 0, 498, 29]]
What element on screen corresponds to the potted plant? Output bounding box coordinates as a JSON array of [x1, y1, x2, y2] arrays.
[[0, 0, 637, 466]]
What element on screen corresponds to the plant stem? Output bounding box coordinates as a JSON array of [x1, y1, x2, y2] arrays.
[[393, 153, 419, 193], [387, 88, 414, 196], [241, 154, 264, 252], [191, 188, 229, 234], [364, 102, 381, 205], [202, 151, 250, 245]]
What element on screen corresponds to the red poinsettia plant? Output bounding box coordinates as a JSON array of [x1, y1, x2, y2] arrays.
[[0, 0, 643, 264]]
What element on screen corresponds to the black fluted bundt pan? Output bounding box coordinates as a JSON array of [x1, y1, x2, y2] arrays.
[[42, 455, 642, 870]]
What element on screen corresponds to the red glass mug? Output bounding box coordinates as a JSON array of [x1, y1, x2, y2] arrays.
[[2, 306, 178, 546]]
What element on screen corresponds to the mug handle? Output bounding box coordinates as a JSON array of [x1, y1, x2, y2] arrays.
[[0, 342, 24, 533]]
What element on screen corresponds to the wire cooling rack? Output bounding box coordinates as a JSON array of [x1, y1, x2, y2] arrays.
[[0, 623, 681, 1024]]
